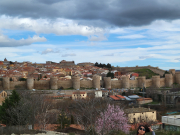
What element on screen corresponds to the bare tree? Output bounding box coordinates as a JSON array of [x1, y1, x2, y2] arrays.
[[69, 97, 112, 135]]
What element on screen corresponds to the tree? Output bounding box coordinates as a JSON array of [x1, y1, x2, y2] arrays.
[[106, 72, 114, 79], [95, 104, 129, 135], [70, 98, 112, 135], [57, 109, 71, 129], [19, 78, 26, 81], [0, 90, 21, 125], [107, 63, 111, 69]]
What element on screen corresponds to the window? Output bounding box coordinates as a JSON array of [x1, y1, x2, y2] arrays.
[[74, 95, 75, 96], [142, 113, 143, 114], [152, 112, 154, 113], [134, 113, 135, 115], [83, 95, 84, 96]]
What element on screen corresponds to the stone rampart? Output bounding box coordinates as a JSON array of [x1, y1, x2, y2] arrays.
[[0, 69, 178, 90], [57, 80, 72, 89], [146, 79, 152, 88], [34, 80, 50, 90], [80, 80, 93, 88], [160, 78, 165, 87], [0, 81, 3, 90], [111, 80, 122, 88], [10, 81, 26, 90], [129, 80, 138, 88]]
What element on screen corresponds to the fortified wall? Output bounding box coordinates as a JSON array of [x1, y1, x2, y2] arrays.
[[112, 65, 165, 76], [0, 70, 180, 90]]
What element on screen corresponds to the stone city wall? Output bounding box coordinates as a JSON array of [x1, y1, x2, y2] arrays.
[[0, 81, 3, 90], [80, 80, 93, 88], [10, 81, 26, 90], [160, 78, 165, 87], [34, 80, 50, 90], [1, 71, 180, 90], [129, 80, 138, 88], [146, 79, 152, 88], [111, 80, 122, 88], [58, 80, 72, 89]]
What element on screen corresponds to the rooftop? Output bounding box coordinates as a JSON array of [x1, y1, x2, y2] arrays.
[[124, 107, 156, 114]]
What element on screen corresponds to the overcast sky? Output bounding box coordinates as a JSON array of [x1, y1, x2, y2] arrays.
[[1, 0, 180, 70]]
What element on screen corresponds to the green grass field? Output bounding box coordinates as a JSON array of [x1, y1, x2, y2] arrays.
[[132, 69, 159, 79]]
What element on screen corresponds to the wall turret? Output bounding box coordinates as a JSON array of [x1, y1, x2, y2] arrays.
[[92, 75, 100, 90], [27, 77, 34, 90], [104, 77, 111, 89], [50, 77, 58, 90], [175, 72, 180, 84], [152, 76, 160, 88], [3, 77, 10, 90], [138, 76, 146, 88], [169, 69, 175, 75], [122, 76, 129, 88], [165, 74, 173, 87], [72, 76, 80, 90]]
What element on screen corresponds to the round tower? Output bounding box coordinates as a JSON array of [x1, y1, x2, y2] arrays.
[[175, 72, 180, 84], [50, 77, 58, 90], [92, 75, 100, 90], [72, 76, 80, 90], [121, 76, 129, 88], [165, 74, 173, 87], [152, 76, 160, 88], [104, 77, 111, 89], [138, 76, 146, 88], [27, 77, 34, 90], [3, 77, 10, 90], [169, 69, 175, 75]]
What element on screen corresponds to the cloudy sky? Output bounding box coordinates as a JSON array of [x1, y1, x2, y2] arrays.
[[1, 0, 180, 70]]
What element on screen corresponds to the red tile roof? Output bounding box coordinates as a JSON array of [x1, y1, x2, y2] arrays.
[[116, 95, 125, 99], [109, 95, 121, 100]]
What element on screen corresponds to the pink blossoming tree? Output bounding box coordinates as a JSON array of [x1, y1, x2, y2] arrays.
[[95, 104, 129, 135]]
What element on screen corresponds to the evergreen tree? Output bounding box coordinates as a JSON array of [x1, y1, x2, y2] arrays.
[[95, 62, 99, 67], [107, 63, 111, 69], [107, 72, 114, 79], [0, 90, 21, 125]]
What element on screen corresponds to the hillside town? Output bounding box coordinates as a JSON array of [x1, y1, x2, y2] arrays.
[[0, 58, 140, 82], [0, 58, 180, 135]]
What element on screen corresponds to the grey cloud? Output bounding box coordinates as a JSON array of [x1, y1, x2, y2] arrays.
[[0, 34, 46, 47], [139, 56, 152, 59], [41, 48, 60, 55], [104, 53, 114, 56], [175, 58, 180, 60], [62, 53, 76, 57], [1, 0, 180, 27]]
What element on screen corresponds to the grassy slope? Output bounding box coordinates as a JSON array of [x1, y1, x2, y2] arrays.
[[132, 69, 159, 79]]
